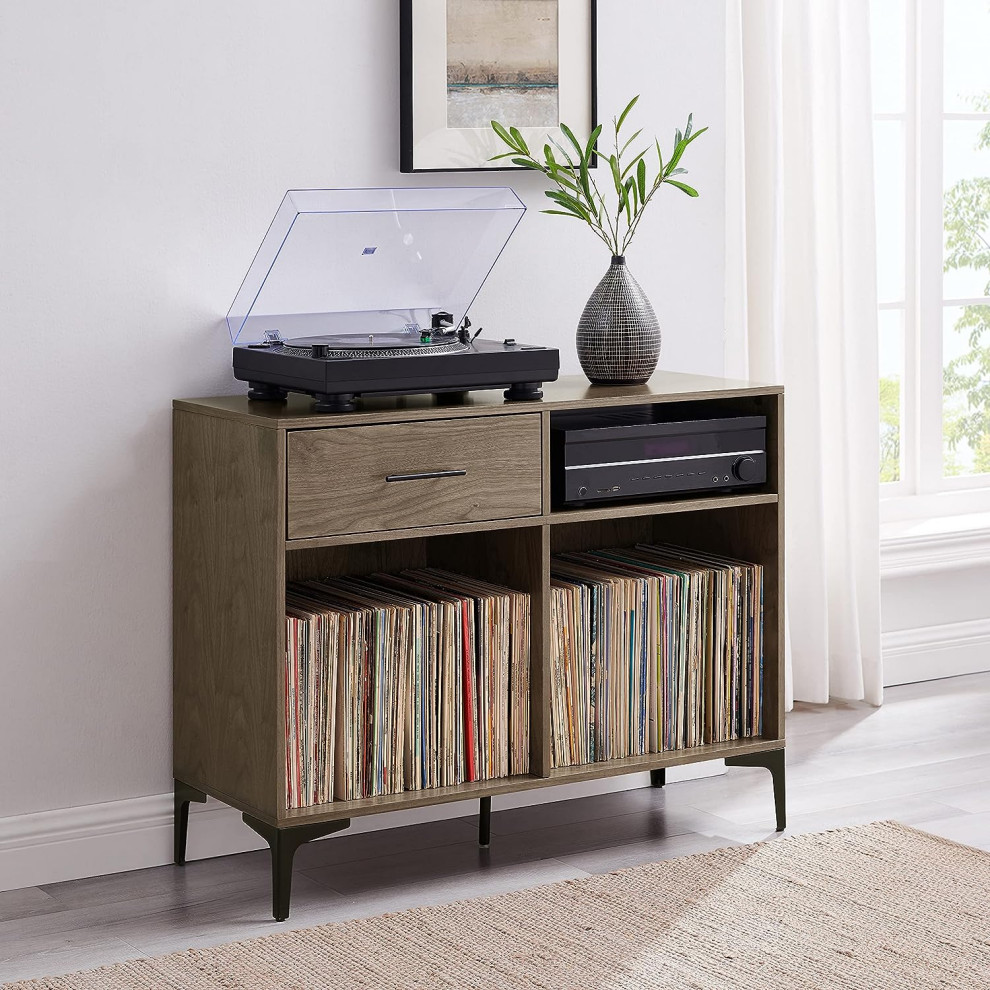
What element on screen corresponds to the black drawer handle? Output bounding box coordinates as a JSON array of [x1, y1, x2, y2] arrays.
[[385, 469, 467, 483]]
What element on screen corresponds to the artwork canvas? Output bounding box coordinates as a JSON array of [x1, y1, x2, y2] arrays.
[[400, 0, 595, 172], [446, 0, 559, 130]]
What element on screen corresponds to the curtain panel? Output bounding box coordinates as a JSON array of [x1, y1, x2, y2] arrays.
[[725, 0, 884, 706]]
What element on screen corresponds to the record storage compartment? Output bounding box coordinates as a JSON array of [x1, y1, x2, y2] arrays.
[[173, 374, 785, 921]]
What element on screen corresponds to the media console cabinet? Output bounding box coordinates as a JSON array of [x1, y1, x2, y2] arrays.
[[173, 373, 785, 921]]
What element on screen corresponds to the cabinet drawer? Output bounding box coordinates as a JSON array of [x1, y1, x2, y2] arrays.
[[286, 414, 542, 539]]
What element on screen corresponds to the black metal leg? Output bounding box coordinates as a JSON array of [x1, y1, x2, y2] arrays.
[[725, 748, 786, 832], [479, 796, 491, 848], [173, 780, 207, 866], [650, 768, 666, 788], [242, 815, 351, 922]]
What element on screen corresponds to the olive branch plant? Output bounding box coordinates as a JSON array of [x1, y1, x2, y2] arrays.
[[490, 95, 707, 258]]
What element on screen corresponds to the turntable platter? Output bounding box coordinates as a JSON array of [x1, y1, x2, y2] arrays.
[[282, 333, 470, 360], [286, 333, 443, 350]]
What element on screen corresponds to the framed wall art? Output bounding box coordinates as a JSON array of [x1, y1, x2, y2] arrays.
[[400, 0, 597, 173]]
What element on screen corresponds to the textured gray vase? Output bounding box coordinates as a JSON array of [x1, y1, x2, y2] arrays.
[[576, 255, 660, 385]]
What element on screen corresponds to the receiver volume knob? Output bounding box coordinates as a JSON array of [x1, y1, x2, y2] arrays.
[[732, 456, 759, 482]]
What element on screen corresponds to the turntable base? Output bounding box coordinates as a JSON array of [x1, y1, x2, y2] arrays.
[[234, 335, 559, 413]]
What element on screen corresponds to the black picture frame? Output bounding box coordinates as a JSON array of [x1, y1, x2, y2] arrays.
[[400, 0, 598, 173]]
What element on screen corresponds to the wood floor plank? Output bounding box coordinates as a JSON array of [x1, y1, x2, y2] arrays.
[[693, 796, 970, 846], [38, 849, 276, 912], [292, 818, 479, 870], [677, 754, 990, 825], [552, 830, 740, 875], [472, 785, 709, 837], [914, 811, 990, 853], [303, 834, 570, 896], [0, 868, 339, 945], [0, 932, 144, 986], [927, 782, 990, 815], [283, 860, 588, 946], [772, 734, 990, 784], [93, 874, 348, 960], [0, 887, 60, 925]]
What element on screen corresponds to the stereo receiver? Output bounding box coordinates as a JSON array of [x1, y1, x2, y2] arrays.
[[551, 407, 767, 506]]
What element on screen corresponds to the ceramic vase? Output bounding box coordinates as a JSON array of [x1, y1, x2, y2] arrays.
[[575, 255, 661, 385]]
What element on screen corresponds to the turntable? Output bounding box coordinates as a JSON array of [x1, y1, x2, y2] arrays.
[[227, 187, 559, 412]]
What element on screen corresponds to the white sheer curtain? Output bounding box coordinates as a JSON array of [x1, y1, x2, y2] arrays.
[[725, 0, 884, 706]]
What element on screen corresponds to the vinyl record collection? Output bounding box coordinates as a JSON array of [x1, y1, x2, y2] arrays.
[[285, 570, 531, 809], [549, 544, 763, 768]]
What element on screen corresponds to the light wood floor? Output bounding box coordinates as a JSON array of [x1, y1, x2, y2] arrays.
[[2, 673, 989, 985]]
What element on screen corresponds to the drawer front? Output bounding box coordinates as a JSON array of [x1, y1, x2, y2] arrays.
[[287, 414, 542, 539]]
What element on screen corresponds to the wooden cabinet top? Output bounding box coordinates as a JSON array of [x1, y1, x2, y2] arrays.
[[174, 372, 783, 430]]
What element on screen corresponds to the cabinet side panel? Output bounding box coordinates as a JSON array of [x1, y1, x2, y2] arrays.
[[173, 409, 284, 819], [772, 393, 785, 739]]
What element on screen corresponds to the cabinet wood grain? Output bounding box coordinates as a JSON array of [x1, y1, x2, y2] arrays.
[[172, 410, 284, 820], [173, 374, 785, 834], [286, 414, 542, 539]]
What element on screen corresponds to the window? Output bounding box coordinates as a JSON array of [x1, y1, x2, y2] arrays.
[[872, 0, 990, 516]]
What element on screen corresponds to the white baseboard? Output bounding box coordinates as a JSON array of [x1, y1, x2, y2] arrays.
[[883, 616, 990, 686], [881, 523, 990, 578], [0, 761, 724, 893]]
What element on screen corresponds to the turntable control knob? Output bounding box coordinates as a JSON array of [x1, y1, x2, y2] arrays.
[[311, 344, 330, 359], [732, 455, 759, 482], [504, 338, 517, 347]]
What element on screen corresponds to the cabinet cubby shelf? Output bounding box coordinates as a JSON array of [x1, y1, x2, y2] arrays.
[[283, 493, 781, 551], [546, 491, 779, 525], [275, 736, 785, 827], [173, 373, 785, 921], [283, 514, 541, 551]]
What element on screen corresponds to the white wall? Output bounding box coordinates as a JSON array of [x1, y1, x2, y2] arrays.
[[881, 546, 990, 687], [0, 0, 726, 883]]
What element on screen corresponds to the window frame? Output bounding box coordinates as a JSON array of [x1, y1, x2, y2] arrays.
[[876, 0, 990, 521]]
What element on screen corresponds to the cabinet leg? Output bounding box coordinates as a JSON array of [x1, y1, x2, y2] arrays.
[[242, 815, 351, 922], [173, 780, 207, 866], [479, 796, 491, 848], [650, 768, 666, 788], [725, 748, 786, 832]]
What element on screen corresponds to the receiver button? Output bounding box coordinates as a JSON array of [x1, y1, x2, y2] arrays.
[[732, 456, 759, 482]]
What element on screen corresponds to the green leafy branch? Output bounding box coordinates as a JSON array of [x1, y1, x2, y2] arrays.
[[489, 95, 707, 257], [941, 89, 990, 475]]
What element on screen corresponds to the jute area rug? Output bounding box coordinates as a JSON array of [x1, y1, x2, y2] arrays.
[[7, 821, 990, 990]]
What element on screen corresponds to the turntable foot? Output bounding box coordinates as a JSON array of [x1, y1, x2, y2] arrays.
[[247, 382, 288, 403], [503, 382, 544, 402], [314, 392, 357, 413], [435, 391, 469, 405]]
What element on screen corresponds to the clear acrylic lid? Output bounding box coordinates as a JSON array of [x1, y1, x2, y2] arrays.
[[227, 187, 526, 344]]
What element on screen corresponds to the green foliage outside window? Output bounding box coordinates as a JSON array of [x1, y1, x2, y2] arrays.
[[880, 376, 901, 483], [942, 95, 990, 477]]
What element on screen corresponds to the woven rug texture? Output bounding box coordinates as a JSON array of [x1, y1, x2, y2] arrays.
[[6, 821, 990, 990]]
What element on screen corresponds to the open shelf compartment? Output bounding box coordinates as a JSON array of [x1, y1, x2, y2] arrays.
[[282, 524, 550, 821], [549, 502, 783, 746]]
